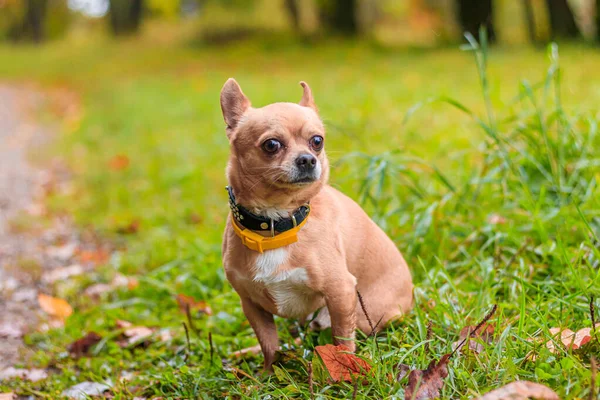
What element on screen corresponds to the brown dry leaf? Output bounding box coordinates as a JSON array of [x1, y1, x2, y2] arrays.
[[78, 248, 110, 265], [127, 277, 139, 290], [546, 324, 600, 352], [176, 294, 213, 315], [487, 214, 507, 225], [0, 367, 48, 382], [115, 320, 133, 329], [84, 283, 112, 298], [68, 332, 102, 357], [0, 323, 24, 339], [315, 344, 372, 383], [452, 324, 495, 354], [231, 344, 262, 359], [404, 354, 450, 400], [116, 320, 154, 347], [396, 363, 411, 381], [84, 274, 136, 298], [109, 154, 130, 171], [38, 293, 73, 319], [45, 242, 77, 261], [116, 219, 140, 235], [42, 264, 84, 284], [187, 212, 202, 225], [478, 381, 559, 400], [0, 393, 15, 400]]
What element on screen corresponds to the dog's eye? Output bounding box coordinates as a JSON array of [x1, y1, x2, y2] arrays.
[[262, 139, 282, 154], [309, 135, 324, 151]]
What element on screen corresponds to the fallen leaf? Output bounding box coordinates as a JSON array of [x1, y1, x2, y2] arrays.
[[68, 332, 102, 357], [83, 283, 112, 298], [42, 264, 84, 283], [396, 363, 411, 381], [112, 273, 130, 288], [176, 294, 212, 315], [38, 293, 73, 319], [230, 338, 302, 360], [158, 329, 173, 342], [0, 367, 48, 382], [487, 214, 507, 225], [127, 277, 139, 290], [0, 324, 24, 339], [404, 354, 450, 400], [84, 274, 136, 298], [231, 344, 262, 359], [315, 344, 371, 383], [0, 393, 14, 400], [115, 320, 133, 329], [78, 248, 110, 265], [452, 323, 495, 354], [478, 381, 559, 400], [45, 242, 77, 261], [108, 154, 130, 171], [187, 212, 202, 225], [116, 320, 154, 347], [546, 324, 600, 352], [39, 318, 66, 332], [116, 219, 140, 234], [61, 381, 111, 400]]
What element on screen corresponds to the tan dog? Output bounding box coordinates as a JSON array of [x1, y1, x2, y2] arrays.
[[220, 78, 413, 370]]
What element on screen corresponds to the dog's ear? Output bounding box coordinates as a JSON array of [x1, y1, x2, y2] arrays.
[[299, 81, 318, 112], [220, 78, 251, 136]]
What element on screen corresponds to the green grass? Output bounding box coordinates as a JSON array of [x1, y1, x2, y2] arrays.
[[1, 28, 600, 399]]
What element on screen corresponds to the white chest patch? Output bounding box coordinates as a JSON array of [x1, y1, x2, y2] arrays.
[[253, 248, 289, 281], [253, 249, 317, 318]]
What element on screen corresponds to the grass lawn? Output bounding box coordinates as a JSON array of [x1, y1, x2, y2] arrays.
[[1, 30, 600, 398]]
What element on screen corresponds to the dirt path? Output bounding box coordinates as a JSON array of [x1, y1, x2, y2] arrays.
[[0, 85, 74, 369]]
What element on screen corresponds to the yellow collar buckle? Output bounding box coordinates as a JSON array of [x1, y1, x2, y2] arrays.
[[231, 214, 308, 253]]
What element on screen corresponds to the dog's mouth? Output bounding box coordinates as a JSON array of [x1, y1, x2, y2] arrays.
[[289, 176, 317, 184], [274, 175, 318, 188]]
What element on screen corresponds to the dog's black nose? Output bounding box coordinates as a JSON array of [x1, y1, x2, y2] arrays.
[[295, 153, 317, 171]]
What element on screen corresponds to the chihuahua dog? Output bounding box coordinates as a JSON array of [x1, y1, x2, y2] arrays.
[[220, 78, 413, 370]]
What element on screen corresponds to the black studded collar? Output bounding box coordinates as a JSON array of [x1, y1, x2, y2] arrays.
[[226, 186, 310, 235]]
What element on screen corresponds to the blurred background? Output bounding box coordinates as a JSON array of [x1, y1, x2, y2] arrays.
[[1, 1, 600, 398], [1, 0, 599, 47]]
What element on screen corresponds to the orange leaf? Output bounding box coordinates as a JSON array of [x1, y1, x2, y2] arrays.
[[176, 294, 212, 315], [108, 154, 130, 171], [78, 248, 110, 265], [38, 293, 73, 319], [315, 344, 371, 382]]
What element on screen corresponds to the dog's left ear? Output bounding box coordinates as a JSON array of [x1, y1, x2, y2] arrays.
[[299, 81, 318, 112]]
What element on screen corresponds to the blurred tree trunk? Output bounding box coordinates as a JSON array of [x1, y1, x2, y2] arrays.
[[109, 0, 144, 35], [523, 0, 537, 44], [284, 0, 300, 32], [318, 0, 358, 35], [596, 0, 600, 42], [24, 0, 47, 43], [455, 0, 496, 43], [545, 0, 580, 39]]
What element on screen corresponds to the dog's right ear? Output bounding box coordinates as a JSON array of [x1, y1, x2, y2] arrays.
[[220, 78, 251, 137]]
